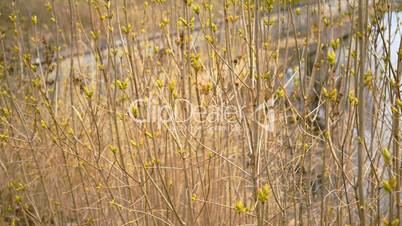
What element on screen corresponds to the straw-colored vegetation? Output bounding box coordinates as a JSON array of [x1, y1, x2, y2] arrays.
[[0, 0, 401, 225]]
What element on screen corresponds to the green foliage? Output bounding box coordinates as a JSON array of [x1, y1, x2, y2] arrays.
[[257, 184, 270, 203], [327, 50, 336, 66]]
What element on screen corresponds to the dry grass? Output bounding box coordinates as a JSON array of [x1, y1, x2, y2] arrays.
[[0, 0, 401, 225]]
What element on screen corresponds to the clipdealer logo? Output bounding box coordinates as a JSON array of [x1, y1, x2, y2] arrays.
[[127, 97, 275, 131]]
